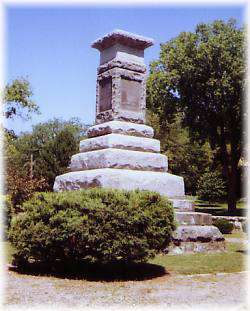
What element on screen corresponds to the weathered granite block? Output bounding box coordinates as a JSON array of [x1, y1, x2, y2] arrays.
[[79, 133, 160, 153], [172, 225, 224, 242], [70, 148, 168, 172], [169, 198, 194, 211], [175, 212, 213, 226], [53, 168, 185, 197], [167, 241, 226, 254], [87, 120, 154, 138]]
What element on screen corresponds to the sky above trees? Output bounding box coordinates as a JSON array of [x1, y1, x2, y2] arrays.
[[6, 5, 244, 134]]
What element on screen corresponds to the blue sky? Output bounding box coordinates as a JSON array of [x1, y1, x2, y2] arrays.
[[5, 5, 245, 134]]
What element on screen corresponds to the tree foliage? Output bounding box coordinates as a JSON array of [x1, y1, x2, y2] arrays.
[[4, 130, 48, 210], [3, 78, 39, 120], [147, 111, 213, 195], [8, 118, 87, 190], [147, 19, 245, 211], [197, 171, 227, 203]]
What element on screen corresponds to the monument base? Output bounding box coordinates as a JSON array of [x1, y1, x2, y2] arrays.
[[166, 240, 226, 254], [53, 168, 185, 197], [168, 217, 225, 254]]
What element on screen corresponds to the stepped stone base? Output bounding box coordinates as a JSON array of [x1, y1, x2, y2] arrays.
[[79, 133, 160, 153], [175, 212, 213, 225], [170, 198, 194, 211], [87, 120, 154, 138], [53, 168, 185, 197], [166, 240, 226, 254], [70, 148, 168, 172], [167, 225, 225, 254], [172, 225, 224, 242]]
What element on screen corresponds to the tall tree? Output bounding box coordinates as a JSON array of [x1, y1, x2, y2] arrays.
[[147, 19, 245, 212]]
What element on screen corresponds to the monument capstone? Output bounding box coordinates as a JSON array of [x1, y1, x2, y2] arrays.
[[53, 30, 225, 253]]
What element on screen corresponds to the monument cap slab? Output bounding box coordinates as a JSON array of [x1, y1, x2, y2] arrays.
[[91, 29, 154, 51]]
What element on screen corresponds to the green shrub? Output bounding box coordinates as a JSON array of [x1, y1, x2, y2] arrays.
[[8, 188, 175, 267], [213, 218, 234, 234], [197, 171, 226, 203]]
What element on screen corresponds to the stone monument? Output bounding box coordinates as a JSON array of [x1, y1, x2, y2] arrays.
[[54, 29, 225, 253]]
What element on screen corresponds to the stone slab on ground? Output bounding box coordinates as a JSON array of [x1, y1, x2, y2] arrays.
[[87, 120, 154, 138], [167, 240, 226, 254], [53, 168, 185, 197], [175, 212, 213, 226], [172, 225, 224, 242], [70, 148, 168, 172], [79, 133, 160, 153]]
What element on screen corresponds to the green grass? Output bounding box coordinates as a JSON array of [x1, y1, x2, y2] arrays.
[[192, 197, 247, 217], [223, 231, 247, 239], [4, 240, 247, 276], [149, 241, 247, 275]]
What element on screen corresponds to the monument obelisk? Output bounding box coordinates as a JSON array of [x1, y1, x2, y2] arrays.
[[54, 29, 185, 198]]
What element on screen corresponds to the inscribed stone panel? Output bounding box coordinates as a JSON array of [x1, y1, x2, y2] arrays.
[[99, 78, 112, 112], [121, 78, 141, 112]]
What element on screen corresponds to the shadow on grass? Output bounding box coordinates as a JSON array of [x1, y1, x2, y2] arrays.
[[236, 249, 248, 255], [8, 260, 168, 282], [194, 207, 246, 217]]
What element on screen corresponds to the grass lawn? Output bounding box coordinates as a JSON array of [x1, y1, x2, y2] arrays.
[[150, 241, 247, 275], [223, 231, 247, 239], [191, 197, 247, 217], [4, 239, 247, 276]]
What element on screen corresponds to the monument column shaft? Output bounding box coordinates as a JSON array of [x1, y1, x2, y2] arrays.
[[92, 29, 153, 125]]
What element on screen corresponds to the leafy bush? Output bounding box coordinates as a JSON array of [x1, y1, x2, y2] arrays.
[[9, 188, 175, 267], [213, 218, 234, 234], [197, 171, 226, 203]]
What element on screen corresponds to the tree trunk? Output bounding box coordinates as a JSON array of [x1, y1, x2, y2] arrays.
[[227, 162, 237, 214], [219, 128, 239, 214]]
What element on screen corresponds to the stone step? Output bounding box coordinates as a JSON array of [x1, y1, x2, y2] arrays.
[[53, 168, 185, 197], [175, 212, 212, 226], [166, 240, 226, 254], [70, 148, 168, 172], [172, 225, 224, 243], [79, 133, 160, 153], [87, 120, 154, 138], [169, 198, 194, 211]]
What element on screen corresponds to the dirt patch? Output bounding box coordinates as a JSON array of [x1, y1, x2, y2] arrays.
[[3, 268, 247, 308]]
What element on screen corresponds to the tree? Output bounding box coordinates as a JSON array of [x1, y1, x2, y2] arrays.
[[197, 171, 227, 203], [3, 78, 39, 120], [147, 19, 245, 212], [12, 118, 88, 189], [4, 130, 48, 211], [147, 111, 213, 195]]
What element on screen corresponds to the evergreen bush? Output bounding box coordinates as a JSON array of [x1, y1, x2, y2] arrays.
[[8, 188, 175, 267], [197, 171, 226, 203], [213, 218, 234, 234]]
